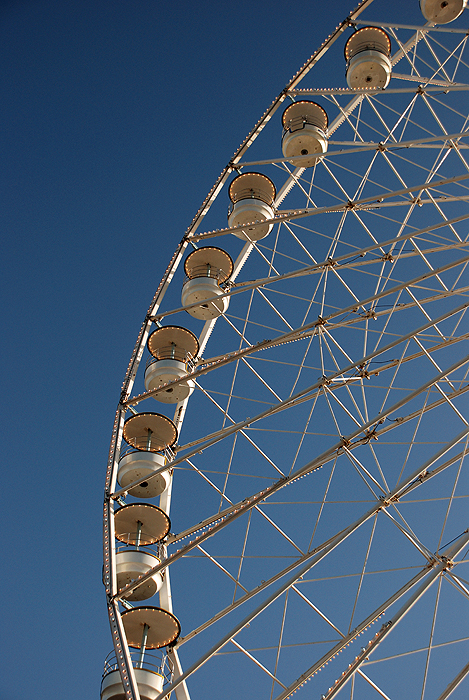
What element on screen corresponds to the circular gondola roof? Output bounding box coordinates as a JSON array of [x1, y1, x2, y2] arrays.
[[147, 325, 199, 359], [281, 100, 328, 131], [114, 503, 171, 545], [122, 606, 181, 649], [344, 27, 391, 61], [123, 413, 178, 452], [184, 246, 234, 283], [228, 172, 276, 205]]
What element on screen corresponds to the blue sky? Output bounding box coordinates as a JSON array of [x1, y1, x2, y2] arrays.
[[2, 2, 468, 700], [1, 2, 355, 697]]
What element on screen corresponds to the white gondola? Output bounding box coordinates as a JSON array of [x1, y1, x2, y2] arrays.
[[118, 413, 177, 497], [144, 326, 198, 403], [420, 0, 467, 22], [227, 172, 276, 240], [281, 101, 329, 167], [101, 609, 179, 700], [117, 451, 171, 498], [116, 549, 164, 601], [181, 247, 233, 319], [345, 27, 392, 89], [101, 668, 164, 700]]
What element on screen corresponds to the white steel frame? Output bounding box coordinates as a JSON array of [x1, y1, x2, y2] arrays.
[[103, 1, 469, 699]]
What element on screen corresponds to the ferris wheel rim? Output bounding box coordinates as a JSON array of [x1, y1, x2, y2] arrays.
[[103, 3, 469, 700]]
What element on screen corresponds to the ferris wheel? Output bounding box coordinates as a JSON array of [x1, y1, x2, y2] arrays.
[[101, 1, 469, 699]]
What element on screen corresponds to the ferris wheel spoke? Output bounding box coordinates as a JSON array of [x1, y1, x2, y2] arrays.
[[431, 381, 469, 423], [291, 583, 344, 637], [347, 513, 378, 635], [327, 94, 366, 141], [170, 437, 467, 652], [435, 437, 468, 551], [420, 577, 443, 700], [365, 94, 410, 145], [255, 288, 295, 331], [422, 32, 465, 83], [381, 150, 413, 192], [191, 172, 469, 245], [448, 36, 469, 79], [425, 101, 469, 174], [271, 566, 433, 700], [235, 134, 469, 169], [230, 638, 288, 690], [268, 591, 290, 700], [323, 383, 365, 432], [241, 356, 284, 402], [114, 384, 469, 607], [118, 317, 469, 501], [443, 571, 469, 600], [371, 95, 437, 142], [293, 85, 469, 97], [276, 531, 469, 700], [352, 670, 391, 700], [435, 659, 469, 700], [343, 448, 387, 498], [381, 506, 436, 559], [193, 382, 285, 475], [356, 19, 468, 34], [194, 544, 250, 593], [103, 8, 469, 699], [387, 26, 427, 73]]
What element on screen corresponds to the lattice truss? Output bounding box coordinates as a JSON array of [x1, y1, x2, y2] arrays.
[[106, 5, 469, 700]]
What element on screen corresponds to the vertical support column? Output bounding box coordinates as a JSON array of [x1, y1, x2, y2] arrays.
[[135, 520, 142, 549], [138, 624, 149, 668]]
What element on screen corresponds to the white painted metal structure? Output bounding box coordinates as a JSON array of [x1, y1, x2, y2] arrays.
[[420, 0, 467, 23], [345, 27, 392, 88], [181, 247, 233, 320], [144, 326, 199, 404], [228, 172, 277, 240], [282, 101, 329, 166], [103, 1, 469, 699]]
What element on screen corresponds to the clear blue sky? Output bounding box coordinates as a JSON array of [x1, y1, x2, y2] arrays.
[[2, 2, 467, 700], [1, 2, 354, 698]]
